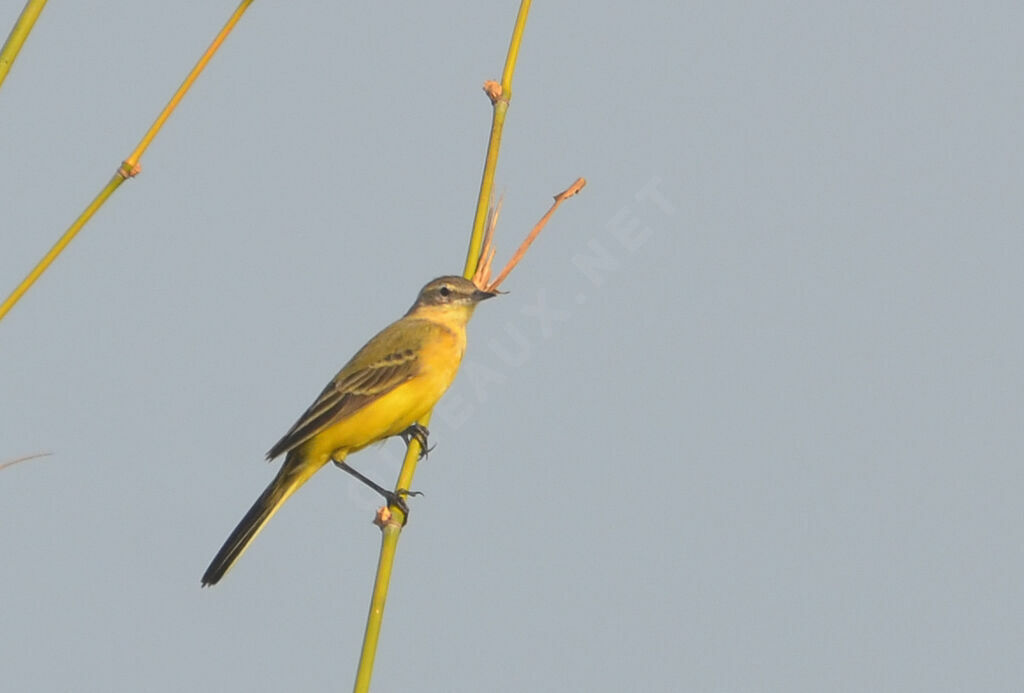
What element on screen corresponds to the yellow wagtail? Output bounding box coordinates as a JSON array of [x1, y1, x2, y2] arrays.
[[201, 275, 495, 586]]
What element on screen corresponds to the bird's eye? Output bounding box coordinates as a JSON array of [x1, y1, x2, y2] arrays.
[[439, 285, 451, 297]]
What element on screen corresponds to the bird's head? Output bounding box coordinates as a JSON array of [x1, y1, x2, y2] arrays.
[[406, 275, 497, 323]]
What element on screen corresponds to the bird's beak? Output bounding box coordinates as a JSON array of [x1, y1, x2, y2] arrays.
[[472, 289, 499, 302]]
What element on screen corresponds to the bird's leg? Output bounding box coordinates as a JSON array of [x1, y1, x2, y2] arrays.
[[399, 422, 435, 460], [331, 456, 421, 521]]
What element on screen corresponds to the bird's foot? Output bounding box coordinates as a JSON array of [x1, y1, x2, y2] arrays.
[[399, 423, 435, 460], [385, 487, 424, 520]]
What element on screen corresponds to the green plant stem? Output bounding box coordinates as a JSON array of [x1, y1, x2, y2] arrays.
[[464, 0, 532, 279], [352, 522, 401, 693], [0, 0, 47, 93], [0, 173, 124, 322], [0, 0, 254, 325], [352, 3, 532, 691]]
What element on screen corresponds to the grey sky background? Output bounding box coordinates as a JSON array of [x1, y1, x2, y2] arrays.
[[2, 3, 1022, 691]]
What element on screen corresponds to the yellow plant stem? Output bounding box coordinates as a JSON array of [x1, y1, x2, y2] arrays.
[[0, 0, 47, 92], [464, 0, 532, 278], [351, 520, 402, 693], [0, 0, 255, 324], [124, 0, 254, 170], [0, 174, 124, 321], [352, 3, 533, 692]]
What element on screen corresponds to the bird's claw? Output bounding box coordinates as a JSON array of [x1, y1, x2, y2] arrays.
[[400, 423, 434, 460], [385, 488, 423, 524]]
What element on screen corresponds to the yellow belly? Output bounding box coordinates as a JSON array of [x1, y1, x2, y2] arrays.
[[299, 332, 463, 463]]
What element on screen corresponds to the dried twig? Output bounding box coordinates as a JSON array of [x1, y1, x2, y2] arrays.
[[471, 195, 502, 289], [0, 451, 52, 472], [473, 177, 586, 292]]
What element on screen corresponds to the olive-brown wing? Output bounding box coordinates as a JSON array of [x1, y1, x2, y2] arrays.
[[265, 337, 421, 460]]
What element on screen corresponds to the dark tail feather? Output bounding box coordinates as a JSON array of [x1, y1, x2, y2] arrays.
[[201, 457, 316, 586]]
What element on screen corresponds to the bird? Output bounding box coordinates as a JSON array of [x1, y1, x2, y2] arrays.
[[201, 275, 496, 586]]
